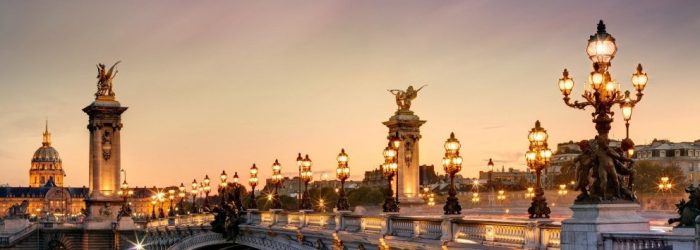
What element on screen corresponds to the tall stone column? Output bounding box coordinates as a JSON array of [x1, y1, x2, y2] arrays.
[[82, 62, 129, 229], [383, 109, 425, 204]]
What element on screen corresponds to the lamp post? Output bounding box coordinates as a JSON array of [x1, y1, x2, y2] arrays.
[[336, 149, 351, 211], [157, 191, 165, 218], [471, 193, 480, 204], [442, 132, 463, 215], [526, 120, 553, 219], [167, 189, 175, 217], [232, 172, 244, 211], [191, 179, 199, 213], [497, 190, 506, 205], [487, 158, 494, 207], [118, 180, 132, 217], [219, 170, 228, 206], [178, 183, 186, 215], [202, 175, 211, 211], [300, 155, 313, 211], [296, 153, 303, 209], [150, 195, 156, 219], [557, 21, 648, 202], [271, 159, 283, 210], [388, 132, 402, 205], [558, 184, 568, 196], [249, 164, 258, 209], [382, 143, 399, 213]]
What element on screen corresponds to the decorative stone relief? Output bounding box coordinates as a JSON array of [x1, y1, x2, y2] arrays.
[[101, 131, 112, 160]]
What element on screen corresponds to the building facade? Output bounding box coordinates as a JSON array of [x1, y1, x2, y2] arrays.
[[362, 166, 387, 187], [29, 123, 65, 188], [0, 126, 170, 220], [634, 139, 700, 186]]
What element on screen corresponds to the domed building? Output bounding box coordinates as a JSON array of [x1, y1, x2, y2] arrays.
[[29, 122, 65, 187]]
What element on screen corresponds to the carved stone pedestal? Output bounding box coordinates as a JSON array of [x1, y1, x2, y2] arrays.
[[383, 109, 426, 205], [83, 197, 123, 230], [561, 203, 649, 250]]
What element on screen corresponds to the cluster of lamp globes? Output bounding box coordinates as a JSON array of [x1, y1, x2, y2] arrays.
[[442, 132, 463, 175], [525, 121, 553, 169], [659, 177, 673, 192], [558, 184, 568, 196]]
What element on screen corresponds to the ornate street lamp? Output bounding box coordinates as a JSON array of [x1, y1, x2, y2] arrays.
[[270, 159, 283, 210], [558, 21, 647, 202], [232, 172, 244, 211], [118, 180, 132, 217], [526, 120, 553, 219], [558, 184, 568, 196], [167, 189, 176, 217], [203, 175, 211, 211], [296, 153, 304, 208], [178, 183, 186, 215], [157, 191, 165, 218], [191, 179, 199, 213], [300, 155, 313, 211], [497, 190, 506, 204], [388, 132, 402, 205], [150, 195, 157, 219], [442, 132, 463, 215], [471, 193, 480, 203], [219, 170, 228, 206], [487, 158, 495, 207], [249, 164, 258, 209], [382, 143, 399, 213], [336, 149, 350, 211]]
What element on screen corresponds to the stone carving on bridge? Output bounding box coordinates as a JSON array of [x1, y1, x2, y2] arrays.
[[7, 200, 29, 219], [101, 131, 112, 160], [573, 137, 637, 203], [388, 85, 426, 111], [668, 185, 700, 227], [95, 61, 120, 99], [98, 203, 112, 217]]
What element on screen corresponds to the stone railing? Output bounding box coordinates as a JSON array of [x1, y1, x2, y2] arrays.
[[245, 210, 562, 249], [145, 213, 214, 230], [0, 223, 37, 247], [601, 231, 695, 250]]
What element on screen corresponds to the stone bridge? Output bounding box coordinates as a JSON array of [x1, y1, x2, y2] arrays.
[[143, 210, 563, 250], [3, 211, 697, 249]]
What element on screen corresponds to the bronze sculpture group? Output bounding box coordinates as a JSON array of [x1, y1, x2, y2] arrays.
[[95, 61, 120, 98], [388, 85, 426, 111], [573, 137, 637, 203]]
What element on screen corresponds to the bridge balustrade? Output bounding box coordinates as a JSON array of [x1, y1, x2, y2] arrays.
[[244, 210, 563, 249]]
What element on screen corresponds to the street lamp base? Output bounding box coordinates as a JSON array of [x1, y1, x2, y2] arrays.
[[528, 195, 551, 219], [443, 196, 462, 215]]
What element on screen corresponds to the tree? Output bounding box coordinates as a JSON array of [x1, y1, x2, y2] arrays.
[[347, 186, 384, 206], [552, 161, 576, 189], [634, 161, 687, 194]]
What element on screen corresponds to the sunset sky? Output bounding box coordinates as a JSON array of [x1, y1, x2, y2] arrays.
[[0, 1, 699, 188]]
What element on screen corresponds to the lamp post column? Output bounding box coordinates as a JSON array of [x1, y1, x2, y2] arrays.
[[336, 149, 350, 211], [526, 121, 552, 219], [442, 133, 463, 215]]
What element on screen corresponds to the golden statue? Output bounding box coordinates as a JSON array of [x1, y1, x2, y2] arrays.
[[388, 85, 426, 111], [95, 61, 121, 99]]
